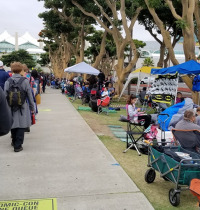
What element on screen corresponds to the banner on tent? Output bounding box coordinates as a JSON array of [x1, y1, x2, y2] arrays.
[[148, 74, 178, 104]]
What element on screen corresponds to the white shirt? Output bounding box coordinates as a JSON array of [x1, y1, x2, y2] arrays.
[[127, 104, 138, 121], [101, 90, 108, 98]]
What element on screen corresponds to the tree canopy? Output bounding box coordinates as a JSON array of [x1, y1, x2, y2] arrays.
[[37, 0, 200, 100], [1, 49, 36, 69]]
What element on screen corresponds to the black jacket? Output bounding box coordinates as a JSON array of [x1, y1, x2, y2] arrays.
[[0, 87, 12, 136], [0, 69, 10, 90], [98, 72, 105, 82]]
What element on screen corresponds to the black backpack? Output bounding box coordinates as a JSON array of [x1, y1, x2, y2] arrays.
[[7, 77, 27, 114]]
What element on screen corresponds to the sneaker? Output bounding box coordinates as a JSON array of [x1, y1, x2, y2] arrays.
[[24, 127, 30, 133], [14, 147, 23, 152]]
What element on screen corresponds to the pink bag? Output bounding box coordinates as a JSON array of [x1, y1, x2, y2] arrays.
[[144, 125, 158, 140]]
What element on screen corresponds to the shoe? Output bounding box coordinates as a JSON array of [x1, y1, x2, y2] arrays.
[[24, 127, 30, 133], [11, 142, 14, 147], [14, 147, 23, 152]]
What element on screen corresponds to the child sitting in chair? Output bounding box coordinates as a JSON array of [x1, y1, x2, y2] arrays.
[[127, 94, 151, 129], [101, 87, 109, 99]]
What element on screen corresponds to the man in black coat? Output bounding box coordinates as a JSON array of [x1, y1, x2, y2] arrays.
[[97, 70, 105, 90], [0, 87, 12, 136], [0, 61, 10, 90]]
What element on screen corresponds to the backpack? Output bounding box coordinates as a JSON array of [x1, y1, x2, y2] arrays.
[[7, 77, 26, 114], [192, 75, 200, 91]]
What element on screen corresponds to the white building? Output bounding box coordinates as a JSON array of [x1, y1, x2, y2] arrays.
[[0, 30, 45, 54]]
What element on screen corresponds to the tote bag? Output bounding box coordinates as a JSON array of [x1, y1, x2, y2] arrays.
[[35, 94, 41, 105]]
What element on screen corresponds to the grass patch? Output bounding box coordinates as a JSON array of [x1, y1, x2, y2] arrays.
[[68, 97, 198, 210]]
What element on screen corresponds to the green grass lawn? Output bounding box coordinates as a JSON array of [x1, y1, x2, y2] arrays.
[[68, 96, 199, 210]]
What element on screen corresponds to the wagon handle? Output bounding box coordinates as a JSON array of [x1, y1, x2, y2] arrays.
[[159, 113, 169, 117]]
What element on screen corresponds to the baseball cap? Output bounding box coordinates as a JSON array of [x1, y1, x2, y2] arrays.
[[0, 61, 3, 66]]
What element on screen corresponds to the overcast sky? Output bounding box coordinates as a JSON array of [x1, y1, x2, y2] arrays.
[[0, 0, 154, 41]]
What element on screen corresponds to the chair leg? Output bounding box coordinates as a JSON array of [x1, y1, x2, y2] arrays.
[[123, 142, 141, 156], [123, 134, 141, 156]]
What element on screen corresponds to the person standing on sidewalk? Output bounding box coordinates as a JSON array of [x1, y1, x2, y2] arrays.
[[0, 87, 12, 136], [0, 60, 10, 90], [4, 62, 34, 152]]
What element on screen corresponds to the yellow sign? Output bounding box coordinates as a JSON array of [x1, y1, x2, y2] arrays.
[[0, 198, 57, 210], [38, 109, 52, 112]]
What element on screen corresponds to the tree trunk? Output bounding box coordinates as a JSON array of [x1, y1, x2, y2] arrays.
[[157, 43, 165, 67], [114, 57, 125, 94], [164, 53, 170, 67], [183, 30, 196, 61], [145, 0, 179, 66], [93, 30, 107, 69]]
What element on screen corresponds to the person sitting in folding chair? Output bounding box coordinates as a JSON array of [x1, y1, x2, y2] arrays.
[[175, 110, 200, 130], [127, 94, 151, 129], [101, 87, 109, 99]]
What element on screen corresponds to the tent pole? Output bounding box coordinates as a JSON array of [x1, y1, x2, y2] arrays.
[[147, 73, 151, 91], [136, 71, 141, 96], [174, 74, 179, 105]]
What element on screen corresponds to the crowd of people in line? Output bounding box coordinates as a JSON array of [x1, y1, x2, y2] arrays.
[[0, 61, 48, 152], [2, 60, 200, 153], [0, 65, 118, 152]]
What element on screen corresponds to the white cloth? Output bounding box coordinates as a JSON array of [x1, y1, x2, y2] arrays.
[[101, 91, 108, 98]]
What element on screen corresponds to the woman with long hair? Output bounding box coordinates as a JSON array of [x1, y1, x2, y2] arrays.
[[127, 94, 151, 129]]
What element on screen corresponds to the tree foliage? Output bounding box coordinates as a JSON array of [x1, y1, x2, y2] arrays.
[[37, 52, 50, 66], [1, 49, 36, 68], [142, 57, 154, 66]]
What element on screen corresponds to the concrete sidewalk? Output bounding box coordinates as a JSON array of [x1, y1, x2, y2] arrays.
[[0, 88, 154, 210]]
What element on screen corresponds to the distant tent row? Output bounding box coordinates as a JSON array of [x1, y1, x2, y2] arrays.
[[64, 60, 200, 99], [64, 62, 99, 75]]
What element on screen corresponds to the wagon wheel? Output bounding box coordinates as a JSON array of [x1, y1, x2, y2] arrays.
[[145, 168, 156, 183], [169, 188, 180, 207]]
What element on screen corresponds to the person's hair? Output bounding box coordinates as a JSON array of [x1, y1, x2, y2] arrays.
[[197, 107, 200, 112], [127, 94, 137, 105], [142, 87, 147, 91], [22, 64, 28, 73], [11, 62, 23, 73], [177, 92, 182, 96], [31, 69, 39, 79], [184, 110, 195, 121]]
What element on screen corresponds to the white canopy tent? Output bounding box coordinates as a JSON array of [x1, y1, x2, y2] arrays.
[[119, 66, 160, 99], [64, 61, 100, 75]]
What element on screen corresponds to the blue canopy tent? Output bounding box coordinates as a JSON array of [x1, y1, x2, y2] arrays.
[[151, 60, 200, 75], [150, 60, 200, 131]]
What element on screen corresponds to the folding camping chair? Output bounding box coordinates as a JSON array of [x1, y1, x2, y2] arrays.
[[123, 120, 145, 156], [121, 105, 146, 156], [172, 129, 200, 154], [97, 96, 110, 115]]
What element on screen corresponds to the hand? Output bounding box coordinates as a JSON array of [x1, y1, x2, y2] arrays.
[[137, 108, 141, 112]]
